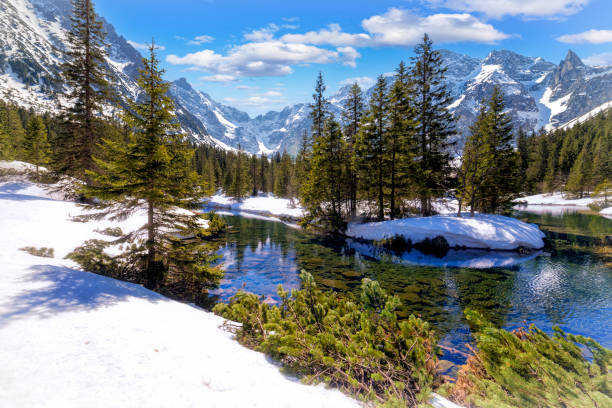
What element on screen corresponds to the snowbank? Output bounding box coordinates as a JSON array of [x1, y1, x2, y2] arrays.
[[601, 207, 612, 219], [516, 192, 593, 207], [0, 160, 48, 173], [0, 179, 357, 408], [207, 192, 303, 219], [346, 214, 545, 251]]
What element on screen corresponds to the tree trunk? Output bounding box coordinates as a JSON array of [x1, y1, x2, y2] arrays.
[[145, 200, 158, 288]]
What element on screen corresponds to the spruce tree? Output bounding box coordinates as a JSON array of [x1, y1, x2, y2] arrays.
[[409, 34, 455, 216], [309, 72, 329, 142], [457, 104, 493, 216], [59, 0, 113, 179], [229, 146, 251, 201], [479, 86, 518, 213], [84, 43, 218, 289], [0, 105, 26, 160], [356, 75, 388, 220], [301, 116, 347, 229], [387, 62, 414, 219], [23, 116, 51, 180], [0, 122, 10, 160], [341, 83, 364, 219]]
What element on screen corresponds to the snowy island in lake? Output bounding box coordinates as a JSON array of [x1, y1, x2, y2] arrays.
[[346, 214, 546, 251]]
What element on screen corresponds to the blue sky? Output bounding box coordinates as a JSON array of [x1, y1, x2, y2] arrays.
[[94, 0, 612, 116]]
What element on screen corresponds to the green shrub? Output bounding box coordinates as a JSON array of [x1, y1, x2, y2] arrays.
[[451, 309, 612, 408], [213, 271, 440, 406], [19, 246, 54, 258]]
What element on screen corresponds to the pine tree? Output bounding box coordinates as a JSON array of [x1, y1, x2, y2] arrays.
[[0, 105, 26, 160], [409, 34, 455, 216], [23, 116, 51, 180], [59, 0, 113, 179], [309, 71, 329, 142], [479, 86, 518, 213], [301, 116, 347, 229], [457, 104, 494, 216], [84, 43, 218, 290], [387, 62, 414, 219], [457, 88, 518, 214], [229, 146, 251, 201], [341, 83, 364, 219], [356, 75, 388, 220], [0, 121, 10, 160]]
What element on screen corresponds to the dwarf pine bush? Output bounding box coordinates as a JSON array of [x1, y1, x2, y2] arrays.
[[213, 271, 440, 406], [450, 309, 612, 408]]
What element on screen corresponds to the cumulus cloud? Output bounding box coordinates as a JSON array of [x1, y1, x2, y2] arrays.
[[339, 76, 376, 89], [128, 40, 166, 51], [281, 9, 507, 47], [188, 35, 214, 45], [557, 29, 612, 44], [167, 42, 359, 77], [281, 24, 372, 46], [361, 9, 509, 45], [584, 52, 612, 66], [426, 0, 590, 19], [199, 74, 237, 82], [167, 8, 506, 79]]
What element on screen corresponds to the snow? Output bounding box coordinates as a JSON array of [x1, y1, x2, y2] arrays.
[[256, 140, 275, 156], [346, 214, 545, 251], [0, 160, 48, 173], [207, 193, 304, 219], [0, 176, 359, 408], [516, 192, 594, 207], [558, 100, 612, 130], [540, 88, 572, 129], [601, 207, 612, 218], [213, 109, 238, 140]]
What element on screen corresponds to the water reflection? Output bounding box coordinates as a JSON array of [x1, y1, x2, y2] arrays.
[[210, 214, 612, 365]]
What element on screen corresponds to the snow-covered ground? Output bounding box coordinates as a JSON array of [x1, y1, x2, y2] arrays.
[[207, 192, 304, 219], [515, 192, 594, 207], [346, 214, 545, 251], [601, 206, 612, 219], [0, 178, 358, 408]]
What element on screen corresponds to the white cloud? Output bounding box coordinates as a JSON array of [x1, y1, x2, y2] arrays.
[[263, 90, 283, 97], [224, 95, 285, 108], [188, 35, 214, 45], [427, 0, 590, 19], [128, 40, 166, 51], [339, 76, 376, 89], [244, 24, 280, 42], [235, 84, 258, 90], [281, 24, 372, 46], [281, 9, 508, 47], [199, 74, 237, 82], [167, 42, 359, 77], [557, 29, 612, 44], [584, 52, 612, 66], [361, 9, 509, 45]]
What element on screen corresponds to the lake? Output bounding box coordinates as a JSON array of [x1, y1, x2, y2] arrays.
[[208, 210, 612, 368]]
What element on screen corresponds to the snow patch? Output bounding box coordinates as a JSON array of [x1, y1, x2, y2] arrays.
[[208, 193, 303, 219], [346, 214, 545, 251]]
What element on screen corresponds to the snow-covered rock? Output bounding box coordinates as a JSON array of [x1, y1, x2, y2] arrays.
[[0, 178, 358, 408], [346, 214, 545, 251]]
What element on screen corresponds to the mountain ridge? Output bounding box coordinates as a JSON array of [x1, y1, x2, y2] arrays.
[[2, 0, 612, 155]]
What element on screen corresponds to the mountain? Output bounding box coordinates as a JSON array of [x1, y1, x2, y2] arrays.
[[2, 0, 612, 155]]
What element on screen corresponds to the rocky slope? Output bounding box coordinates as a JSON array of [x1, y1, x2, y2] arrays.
[[2, 0, 612, 155]]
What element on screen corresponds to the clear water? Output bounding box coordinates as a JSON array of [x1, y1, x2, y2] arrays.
[[209, 210, 612, 366]]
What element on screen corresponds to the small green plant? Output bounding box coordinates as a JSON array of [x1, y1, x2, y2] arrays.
[[214, 271, 440, 406], [19, 246, 54, 258], [203, 211, 226, 236], [450, 309, 612, 408]]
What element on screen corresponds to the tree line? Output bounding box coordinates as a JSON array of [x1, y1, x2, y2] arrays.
[[518, 111, 611, 199], [298, 35, 519, 229]]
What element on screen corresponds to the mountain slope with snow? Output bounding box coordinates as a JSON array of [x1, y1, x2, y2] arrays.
[[2, 0, 612, 155]]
